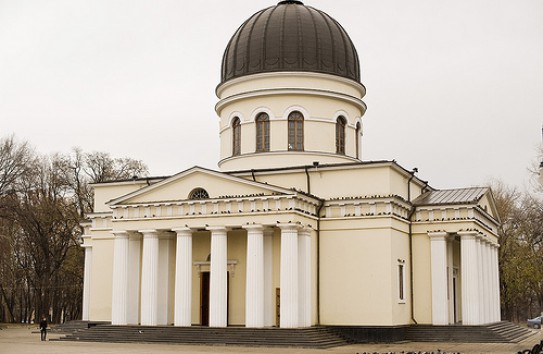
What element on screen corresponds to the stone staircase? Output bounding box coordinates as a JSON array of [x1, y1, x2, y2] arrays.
[[405, 321, 535, 343], [56, 324, 350, 348], [52, 320, 109, 333], [56, 321, 535, 347]]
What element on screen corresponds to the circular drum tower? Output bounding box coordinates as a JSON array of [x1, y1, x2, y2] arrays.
[[216, 0, 367, 171]]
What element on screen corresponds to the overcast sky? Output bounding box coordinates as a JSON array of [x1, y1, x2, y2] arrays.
[[1, 0, 542, 191]]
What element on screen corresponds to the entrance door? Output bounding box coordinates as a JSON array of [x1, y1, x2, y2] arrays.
[[200, 271, 230, 326], [275, 288, 280, 327], [200, 272, 210, 326], [453, 268, 459, 323]]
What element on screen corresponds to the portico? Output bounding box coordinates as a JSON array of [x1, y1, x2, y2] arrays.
[[428, 231, 500, 326], [104, 219, 315, 328]]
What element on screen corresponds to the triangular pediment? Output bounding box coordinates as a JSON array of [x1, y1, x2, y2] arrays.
[[412, 186, 500, 229], [477, 189, 500, 223], [108, 166, 293, 206]]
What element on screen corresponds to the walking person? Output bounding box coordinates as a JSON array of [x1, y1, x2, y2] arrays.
[[39, 315, 48, 341]]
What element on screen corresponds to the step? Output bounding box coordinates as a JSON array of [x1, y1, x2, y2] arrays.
[[405, 322, 534, 343], [57, 325, 350, 348]]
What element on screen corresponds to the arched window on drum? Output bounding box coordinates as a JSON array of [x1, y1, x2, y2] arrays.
[[288, 111, 304, 151], [336, 116, 346, 155], [232, 117, 241, 156], [255, 113, 270, 152]]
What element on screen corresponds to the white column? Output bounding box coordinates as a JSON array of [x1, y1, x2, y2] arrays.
[[263, 228, 274, 327], [490, 242, 498, 322], [208, 226, 228, 327], [279, 223, 300, 328], [173, 228, 193, 327], [157, 232, 174, 325], [81, 236, 92, 321], [127, 233, 142, 325], [298, 227, 312, 327], [460, 231, 480, 325], [483, 239, 491, 324], [476, 236, 485, 324], [492, 243, 501, 322], [111, 231, 129, 325], [429, 232, 449, 325], [140, 230, 160, 326], [446, 237, 454, 324], [243, 224, 264, 328]]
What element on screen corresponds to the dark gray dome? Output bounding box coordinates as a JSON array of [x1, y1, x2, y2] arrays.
[[220, 1, 361, 84]]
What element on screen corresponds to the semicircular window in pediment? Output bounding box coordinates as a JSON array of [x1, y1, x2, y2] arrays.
[[189, 188, 209, 200]]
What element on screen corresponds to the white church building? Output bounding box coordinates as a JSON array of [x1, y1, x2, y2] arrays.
[[81, 0, 501, 333]]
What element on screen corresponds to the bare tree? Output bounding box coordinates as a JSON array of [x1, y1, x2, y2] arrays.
[[0, 135, 149, 323], [0, 135, 35, 196], [493, 180, 543, 322]]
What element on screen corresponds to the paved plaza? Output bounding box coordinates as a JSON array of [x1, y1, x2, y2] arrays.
[[0, 325, 541, 354]]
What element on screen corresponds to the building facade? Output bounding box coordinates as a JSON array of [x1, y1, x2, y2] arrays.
[[81, 0, 501, 330]]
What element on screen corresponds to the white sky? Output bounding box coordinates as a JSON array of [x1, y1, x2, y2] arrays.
[[1, 0, 542, 191]]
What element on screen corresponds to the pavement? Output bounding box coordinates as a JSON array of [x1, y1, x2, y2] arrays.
[[0, 325, 542, 354]]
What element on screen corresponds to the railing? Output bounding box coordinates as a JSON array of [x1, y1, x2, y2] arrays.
[[519, 339, 543, 354]]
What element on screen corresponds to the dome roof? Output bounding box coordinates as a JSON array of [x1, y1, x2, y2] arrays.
[[220, 1, 360, 84]]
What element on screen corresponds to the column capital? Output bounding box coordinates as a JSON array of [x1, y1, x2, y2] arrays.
[[458, 230, 480, 240], [428, 231, 449, 239], [112, 230, 130, 238], [242, 223, 264, 232], [277, 222, 303, 231], [480, 236, 493, 245], [172, 227, 195, 235], [139, 229, 159, 236], [206, 226, 229, 233], [298, 227, 312, 237]]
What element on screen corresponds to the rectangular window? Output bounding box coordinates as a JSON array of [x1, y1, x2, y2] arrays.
[[398, 263, 405, 303]]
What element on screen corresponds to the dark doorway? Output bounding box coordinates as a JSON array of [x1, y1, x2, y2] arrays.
[[200, 271, 230, 326], [200, 272, 210, 326], [276, 288, 280, 327], [453, 273, 458, 323]]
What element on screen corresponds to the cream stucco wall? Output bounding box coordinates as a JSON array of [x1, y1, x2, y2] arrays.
[[93, 182, 149, 213], [411, 231, 432, 324], [216, 72, 366, 171], [236, 162, 426, 202], [87, 233, 114, 321], [319, 217, 411, 326], [216, 72, 365, 101]]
